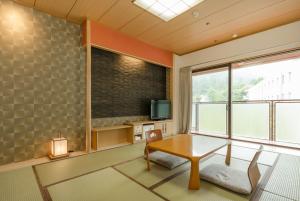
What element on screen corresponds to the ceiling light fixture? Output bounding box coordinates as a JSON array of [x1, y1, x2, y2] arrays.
[[192, 11, 200, 18], [133, 0, 205, 22]]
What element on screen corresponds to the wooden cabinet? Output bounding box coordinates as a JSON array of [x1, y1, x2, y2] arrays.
[[154, 120, 174, 137], [129, 120, 174, 142], [91, 120, 175, 150], [132, 124, 143, 142], [154, 122, 166, 135]]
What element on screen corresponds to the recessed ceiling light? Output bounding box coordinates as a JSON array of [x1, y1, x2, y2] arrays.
[[192, 11, 199, 18], [232, 34, 238, 38], [148, 2, 167, 15], [133, 0, 205, 22], [134, 0, 156, 9]]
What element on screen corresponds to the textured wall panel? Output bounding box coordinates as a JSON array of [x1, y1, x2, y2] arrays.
[[0, 0, 85, 165], [91, 47, 166, 118]]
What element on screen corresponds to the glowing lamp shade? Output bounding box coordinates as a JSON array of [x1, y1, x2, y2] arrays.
[[49, 137, 69, 159]]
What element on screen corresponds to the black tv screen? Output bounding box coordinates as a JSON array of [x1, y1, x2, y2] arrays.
[[151, 100, 171, 120]]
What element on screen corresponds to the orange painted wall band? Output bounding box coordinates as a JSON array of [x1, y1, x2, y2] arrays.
[[88, 20, 173, 68]]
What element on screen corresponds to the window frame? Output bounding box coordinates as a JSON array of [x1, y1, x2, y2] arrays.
[[191, 48, 300, 148]]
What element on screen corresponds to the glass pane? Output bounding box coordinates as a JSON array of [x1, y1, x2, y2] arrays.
[[276, 103, 300, 144], [232, 103, 269, 139], [193, 69, 228, 102], [192, 68, 228, 136], [191, 103, 196, 130], [198, 103, 227, 135], [232, 57, 300, 101]]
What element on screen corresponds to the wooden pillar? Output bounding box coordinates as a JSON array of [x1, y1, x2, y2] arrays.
[[85, 19, 92, 153]]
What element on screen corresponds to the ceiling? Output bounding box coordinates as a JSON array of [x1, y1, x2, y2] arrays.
[[14, 0, 300, 55]]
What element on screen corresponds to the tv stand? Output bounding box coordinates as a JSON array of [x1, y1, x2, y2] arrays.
[[126, 119, 174, 143], [91, 119, 174, 150]]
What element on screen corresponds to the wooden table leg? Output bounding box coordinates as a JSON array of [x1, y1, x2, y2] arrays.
[[225, 143, 232, 166], [188, 158, 200, 190], [145, 146, 151, 171]]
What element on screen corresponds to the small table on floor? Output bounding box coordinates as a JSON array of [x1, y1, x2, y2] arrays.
[[146, 134, 229, 190]]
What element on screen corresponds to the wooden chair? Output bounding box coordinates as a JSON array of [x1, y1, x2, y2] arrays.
[[145, 129, 163, 146], [248, 145, 263, 191], [200, 145, 264, 194], [145, 129, 187, 170], [145, 129, 162, 170]]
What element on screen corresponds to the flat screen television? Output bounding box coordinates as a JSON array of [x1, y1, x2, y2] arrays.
[[150, 100, 171, 120]]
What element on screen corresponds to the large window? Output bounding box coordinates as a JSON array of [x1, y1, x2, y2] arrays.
[[192, 67, 228, 136], [192, 51, 300, 145]]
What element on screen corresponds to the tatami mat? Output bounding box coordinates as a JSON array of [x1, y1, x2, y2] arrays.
[[263, 154, 300, 200], [0, 167, 43, 201], [2, 140, 296, 201], [257, 190, 293, 201], [35, 143, 145, 186], [47, 167, 164, 201], [115, 157, 190, 187], [154, 170, 249, 201], [215, 145, 278, 166], [154, 155, 269, 201]]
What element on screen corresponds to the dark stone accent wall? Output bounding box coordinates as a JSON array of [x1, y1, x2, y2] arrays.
[[0, 0, 85, 165], [92, 47, 166, 118]]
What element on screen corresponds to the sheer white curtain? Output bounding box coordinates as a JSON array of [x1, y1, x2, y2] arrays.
[[178, 67, 192, 134]]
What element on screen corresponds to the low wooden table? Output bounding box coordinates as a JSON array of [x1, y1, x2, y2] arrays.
[[146, 134, 229, 190]]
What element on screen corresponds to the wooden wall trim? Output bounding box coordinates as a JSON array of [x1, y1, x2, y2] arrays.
[[85, 19, 92, 153]]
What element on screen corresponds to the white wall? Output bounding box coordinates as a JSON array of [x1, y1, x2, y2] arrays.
[[173, 20, 300, 133], [176, 20, 300, 69]]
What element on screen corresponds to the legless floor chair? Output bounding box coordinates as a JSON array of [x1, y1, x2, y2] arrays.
[[200, 145, 263, 195], [145, 130, 187, 170]]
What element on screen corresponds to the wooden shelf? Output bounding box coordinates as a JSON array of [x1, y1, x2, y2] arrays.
[[92, 125, 133, 151], [92, 125, 132, 132]]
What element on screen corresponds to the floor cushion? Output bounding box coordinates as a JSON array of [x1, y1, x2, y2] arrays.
[[148, 151, 188, 169], [200, 163, 252, 194]]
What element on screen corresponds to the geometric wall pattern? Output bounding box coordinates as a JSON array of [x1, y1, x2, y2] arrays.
[[92, 69, 171, 128], [0, 0, 85, 165], [91, 47, 166, 118]]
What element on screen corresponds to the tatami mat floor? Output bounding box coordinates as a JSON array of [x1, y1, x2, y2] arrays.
[[0, 167, 43, 201], [263, 154, 300, 200], [257, 190, 294, 201], [0, 137, 300, 201], [114, 157, 190, 188], [48, 168, 164, 201], [152, 154, 269, 201], [35, 142, 145, 186]]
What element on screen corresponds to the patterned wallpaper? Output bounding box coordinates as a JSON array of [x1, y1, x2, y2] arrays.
[[0, 0, 85, 165], [92, 69, 171, 128], [91, 47, 166, 118]]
